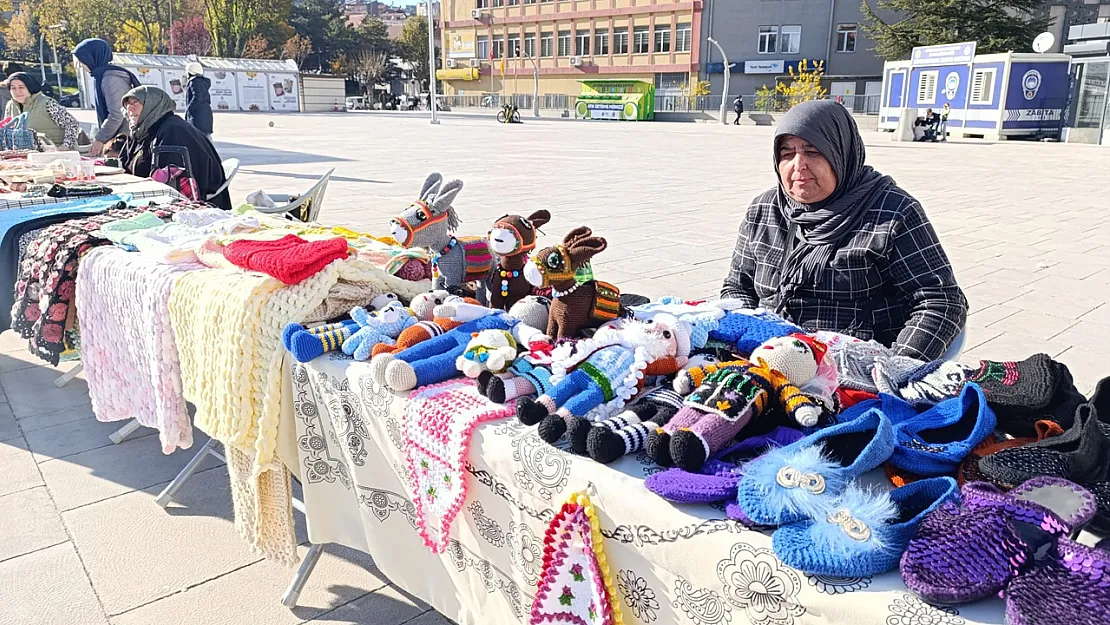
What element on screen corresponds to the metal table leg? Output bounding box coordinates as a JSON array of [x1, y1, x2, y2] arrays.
[[155, 439, 223, 508], [282, 542, 326, 608], [108, 419, 143, 444], [55, 363, 83, 387]]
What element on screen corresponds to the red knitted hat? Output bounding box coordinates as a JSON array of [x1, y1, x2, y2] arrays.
[[224, 234, 350, 284]]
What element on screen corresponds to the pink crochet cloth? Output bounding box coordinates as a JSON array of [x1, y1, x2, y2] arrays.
[[76, 247, 204, 454], [403, 379, 514, 553]]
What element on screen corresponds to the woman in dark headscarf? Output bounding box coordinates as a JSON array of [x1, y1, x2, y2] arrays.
[[118, 86, 231, 210], [721, 100, 967, 360], [73, 38, 139, 156]]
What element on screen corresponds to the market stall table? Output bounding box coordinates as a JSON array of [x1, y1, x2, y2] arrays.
[[0, 176, 183, 209], [286, 354, 1009, 625]]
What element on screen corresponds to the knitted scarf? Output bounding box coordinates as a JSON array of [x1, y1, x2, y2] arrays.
[[77, 247, 203, 454]]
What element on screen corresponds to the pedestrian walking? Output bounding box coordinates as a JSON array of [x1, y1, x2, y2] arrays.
[[733, 95, 745, 125], [185, 62, 213, 139]]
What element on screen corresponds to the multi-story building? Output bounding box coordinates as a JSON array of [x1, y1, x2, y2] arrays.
[[699, 1, 888, 103], [437, 1, 703, 98]]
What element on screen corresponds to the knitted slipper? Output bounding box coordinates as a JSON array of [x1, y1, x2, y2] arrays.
[[1003, 536, 1110, 625], [977, 404, 1110, 489], [900, 477, 1096, 605], [833, 392, 919, 426], [957, 420, 1065, 486], [891, 383, 997, 476], [975, 356, 1085, 437], [735, 408, 895, 526], [773, 477, 958, 577], [1092, 375, 1110, 436]]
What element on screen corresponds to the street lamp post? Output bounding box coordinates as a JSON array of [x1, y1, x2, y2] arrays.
[[40, 22, 67, 93], [426, 0, 440, 125], [707, 37, 732, 126]]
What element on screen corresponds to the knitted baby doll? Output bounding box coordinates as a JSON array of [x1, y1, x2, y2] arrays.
[[456, 329, 519, 378], [283, 292, 403, 363], [647, 333, 827, 472], [517, 314, 692, 454], [343, 301, 418, 361]]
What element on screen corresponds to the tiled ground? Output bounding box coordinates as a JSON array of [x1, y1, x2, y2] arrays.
[[1, 110, 1108, 624]]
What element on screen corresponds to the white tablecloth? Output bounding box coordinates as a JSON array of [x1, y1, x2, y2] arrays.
[[0, 179, 181, 209], [289, 354, 1009, 625]]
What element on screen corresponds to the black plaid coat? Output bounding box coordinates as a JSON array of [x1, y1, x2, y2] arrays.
[[721, 186, 967, 361]]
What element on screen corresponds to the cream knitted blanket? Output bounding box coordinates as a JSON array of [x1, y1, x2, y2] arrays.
[[168, 257, 428, 565], [77, 247, 203, 454]]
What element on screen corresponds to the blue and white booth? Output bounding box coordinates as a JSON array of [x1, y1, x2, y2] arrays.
[[878, 42, 1071, 140]]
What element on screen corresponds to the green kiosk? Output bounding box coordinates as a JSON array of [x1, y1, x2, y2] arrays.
[[574, 79, 656, 121]]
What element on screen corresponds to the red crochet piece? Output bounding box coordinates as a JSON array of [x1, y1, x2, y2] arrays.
[[837, 387, 879, 409], [223, 234, 350, 284]]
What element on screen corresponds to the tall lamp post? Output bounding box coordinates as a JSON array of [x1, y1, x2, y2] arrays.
[[39, 21, 67, 94], [706, 37, 732, 126], [426, 1, 440, 125]]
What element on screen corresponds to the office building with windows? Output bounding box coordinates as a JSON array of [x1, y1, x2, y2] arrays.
[[700, 1, 888, 106], [436, 1, 702, 99]]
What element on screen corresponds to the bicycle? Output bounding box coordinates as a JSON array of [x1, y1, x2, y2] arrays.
[[496, 103, 522, 124]]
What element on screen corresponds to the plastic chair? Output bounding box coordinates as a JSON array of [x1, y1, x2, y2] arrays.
[[941, 328, 968, 361], [207, 158, 240, 201], [254, 168, 334, 223]]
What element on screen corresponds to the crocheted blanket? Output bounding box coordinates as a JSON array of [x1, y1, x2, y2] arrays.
[[403, 379, 515, 553], [168, 256, 428, 565], [77, 247, 203, 454]]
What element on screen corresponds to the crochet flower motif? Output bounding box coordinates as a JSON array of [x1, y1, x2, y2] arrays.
[[716, 542, 805, 625], [886, 594, 964, 625], [617, 569, 660, 622]]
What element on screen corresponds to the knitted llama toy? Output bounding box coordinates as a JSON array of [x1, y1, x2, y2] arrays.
[[524, 226, 620, 339], [488, 210, 552, 311], [517, 314, 692, 454], [647, 333, 827, 472], [389, 173, 492, 300], [342, 301, 418, 361]]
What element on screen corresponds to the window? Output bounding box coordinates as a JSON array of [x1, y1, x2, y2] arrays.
[[540, 32, 553, 57], [836, 24, 857, 53], [595, 29, 610, 55], [492, 35, 504, 59], [476, 36, 490, 60], [758, 26, 778, 54], [557, 30, 571, 57], [508, 34, 521, 58], [492, 0, 503, 6], [917, 70, 938, 104], [654, 27, 671, 53], [575, 30, 590, 56], [476, 0, 489, 8], [633, 26, 650, 54], [970, 68, 997, 105], [508, 0, 519, 5], [613, 27, 629, 54], [524, 0, 536, 3], [524, 34, 536, 57], [780, 25, 800, 54], [675, 23, 691, 52]]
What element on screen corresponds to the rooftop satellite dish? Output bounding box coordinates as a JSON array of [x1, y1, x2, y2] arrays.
[[1033, 32, 1055, 54]]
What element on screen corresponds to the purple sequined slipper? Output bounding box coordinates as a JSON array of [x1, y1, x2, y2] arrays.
[[900, 476, 1096, 605], [1004, 536, 1110, 625]]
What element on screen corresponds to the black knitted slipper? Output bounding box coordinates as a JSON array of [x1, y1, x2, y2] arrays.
[[1091, 376, 1110, 437], [978, 404, 1110, 489], [974, 356, 1086, 437]]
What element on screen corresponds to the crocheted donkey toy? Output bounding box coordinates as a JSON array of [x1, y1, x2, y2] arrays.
[[647, 333, 827, 472], [517, 314, 691, 454], [342, 301, 418, 361], [488, 210, 551, 311], [389, 173, 493, 300], [524, 226, 620, 340]]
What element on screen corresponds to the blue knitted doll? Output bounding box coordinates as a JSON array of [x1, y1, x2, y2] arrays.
[[343, 301, 418, 361]]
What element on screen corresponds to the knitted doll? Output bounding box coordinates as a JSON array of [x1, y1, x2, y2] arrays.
[[283, 291, 404, 363], [389, 173, 492, 300], [369, 294, 478, 358], [517, 314, 692, 454], [456, 329, 519, 378], [342, 301, 418, 361], [648, 333, 827, 472], [524, 226, 620, 339], [488, 210, 551, 311], [477, 338, 558, 404]]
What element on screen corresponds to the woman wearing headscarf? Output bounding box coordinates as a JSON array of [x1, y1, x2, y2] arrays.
[[73, 38, 139, 157], [118, 86, 231, 210], [721, 100, 967, 361], [184, 62, 213, 138], [3, 72, 82, 150]]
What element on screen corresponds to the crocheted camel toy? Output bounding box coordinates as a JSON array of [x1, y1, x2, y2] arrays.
[[342, 301, 418, 361], [647, 333, 828, 472], [524, 226, 620, 340], [283, 291, 404, 363], [488, 211, 552, 311], [389, 173, 492, 300], [516, 314, 692, 454]]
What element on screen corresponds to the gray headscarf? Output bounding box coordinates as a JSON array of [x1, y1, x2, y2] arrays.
[[123, 85, 176, 140], [772, 100, 895, 310]]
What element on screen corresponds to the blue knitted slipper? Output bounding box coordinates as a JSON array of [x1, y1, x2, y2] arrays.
[[773, 476, 958, 577], [735, 408, 895, 526], [892, 383, 997, 476]]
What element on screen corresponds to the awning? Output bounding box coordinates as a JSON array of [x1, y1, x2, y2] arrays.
[[435, 68, 480, 81]]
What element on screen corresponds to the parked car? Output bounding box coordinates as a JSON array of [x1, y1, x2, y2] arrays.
[[345, 96, 368, 111], [59, 93, 81, 108]]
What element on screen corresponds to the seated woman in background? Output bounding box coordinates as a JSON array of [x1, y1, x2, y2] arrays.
[[721, 100, 967, 361], [118, 85, 231, 210], [3, 73, 82, 150]]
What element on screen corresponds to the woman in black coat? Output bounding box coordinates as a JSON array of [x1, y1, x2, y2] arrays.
[[118, 85, 231, 210], [184, 62, 213, 137]]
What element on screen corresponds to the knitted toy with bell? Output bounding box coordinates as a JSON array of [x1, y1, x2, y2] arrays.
[[456, 329, 519, 378], [647, 333, 827, 472], [342, 301, 418, 361]]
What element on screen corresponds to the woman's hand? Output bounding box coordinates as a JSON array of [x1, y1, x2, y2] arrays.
[[88, 141, 104, 157]]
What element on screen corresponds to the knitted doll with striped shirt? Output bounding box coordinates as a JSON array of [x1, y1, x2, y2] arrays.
[[283, 292, 403, 363], [647, 333, 828, 472]]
